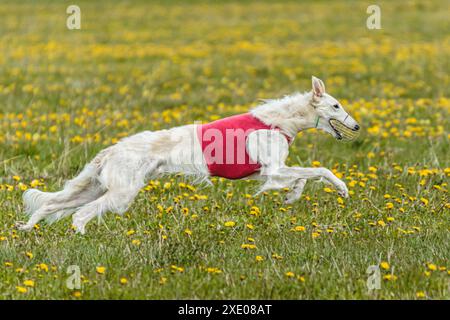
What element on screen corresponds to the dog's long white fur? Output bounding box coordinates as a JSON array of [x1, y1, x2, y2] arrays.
[[19, 77, 359, 234]]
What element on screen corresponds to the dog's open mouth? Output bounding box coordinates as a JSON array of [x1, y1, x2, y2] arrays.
[[329, 119, 360, 141]]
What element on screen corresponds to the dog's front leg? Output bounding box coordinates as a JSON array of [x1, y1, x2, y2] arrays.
[[276, 167, 348, 198], [284, 178, 307, 204]]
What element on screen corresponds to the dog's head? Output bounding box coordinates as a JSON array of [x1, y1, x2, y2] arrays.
[[309, 76, 360, 141]]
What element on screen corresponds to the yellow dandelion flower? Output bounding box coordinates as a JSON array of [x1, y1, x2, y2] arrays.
[[416, 291, 426, 298], [285, 271, 295, 278], [241, 243, 256, 250], [427, 263, 437, 271], [16, 286, 27, 293], [380, 262, 390, 270], [96, 266, 106, 274], [23, 279, 35, 287], [383, 274, 397, 281], [159, 277, 167, 285], [224, 221, 236, 227], [38, 263, 49, 272], [72, 291, 82, 298]]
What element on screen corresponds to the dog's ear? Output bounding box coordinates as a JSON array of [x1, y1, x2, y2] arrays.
[[312, 76, 326, 97]]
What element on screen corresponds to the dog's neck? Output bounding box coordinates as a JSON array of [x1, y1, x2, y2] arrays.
[[250, 92, 318, 138]]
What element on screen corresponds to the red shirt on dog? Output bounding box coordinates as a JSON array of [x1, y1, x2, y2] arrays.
[[196, 113, 291, 179]]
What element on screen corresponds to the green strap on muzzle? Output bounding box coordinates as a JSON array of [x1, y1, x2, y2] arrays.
[[315, 116, 320, 128]]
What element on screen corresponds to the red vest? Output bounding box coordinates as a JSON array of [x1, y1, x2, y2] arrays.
[[196, 113, 291, 179]]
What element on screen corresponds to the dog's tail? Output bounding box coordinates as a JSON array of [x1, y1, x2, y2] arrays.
[[23, 156, 105, 222]]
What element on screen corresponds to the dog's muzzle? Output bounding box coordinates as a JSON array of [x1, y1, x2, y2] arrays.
[[329, 119, 360, 141]]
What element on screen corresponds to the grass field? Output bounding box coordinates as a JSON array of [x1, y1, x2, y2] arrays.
[[0, 0, 449, 299]]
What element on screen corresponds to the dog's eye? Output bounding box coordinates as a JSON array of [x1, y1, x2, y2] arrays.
[[333, 104, 339, 109]]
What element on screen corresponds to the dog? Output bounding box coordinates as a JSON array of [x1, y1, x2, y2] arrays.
[[19, 76, 360, 234]]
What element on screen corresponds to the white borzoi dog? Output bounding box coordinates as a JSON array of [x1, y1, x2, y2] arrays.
[[19, 76, 359, 234]]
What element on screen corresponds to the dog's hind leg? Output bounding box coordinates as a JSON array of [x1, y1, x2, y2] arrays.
[[19, 166, 105, 231], [18, 195, 95, 231], [72, 158, 162, 234], [72, 188, 139, 234], [23, 163, 100, 217]]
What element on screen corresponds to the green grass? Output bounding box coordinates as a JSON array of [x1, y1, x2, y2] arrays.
[[0, 0, 449, 299]]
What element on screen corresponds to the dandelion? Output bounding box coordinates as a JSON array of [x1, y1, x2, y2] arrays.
[[312, 161, 321, 167], [272, 253, 283, 260], [383, 274, 397, 281], [206, 267, 222, 274], [120, 277, 128, 285], [96, 266, 106, 274], [224, 221, 236, 227], [427, 263, 437, 271], [23, 280, 35, 287], [38, 263, 49, 272], [255, 255, 264, 262], [285, 271, 295, 278], [16, 286, 27, 293], [184, 228, 192, 236], [294, 226, 306, 232], [380, 262, 390, 270], [72, 291, 82, 298], [416, 291, 426, 298], [159, 277, 167, 285]]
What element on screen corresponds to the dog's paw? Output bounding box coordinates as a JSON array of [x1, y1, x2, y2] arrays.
[[16, 221, 33, 231], [71, 221, 86, 235], [284, 194, 298, 204], [336, 181, 349, 198]]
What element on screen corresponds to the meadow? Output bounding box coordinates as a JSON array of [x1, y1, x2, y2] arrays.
[[0, 0, 449, 299]]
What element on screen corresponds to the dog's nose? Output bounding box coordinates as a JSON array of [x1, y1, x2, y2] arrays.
[[353, 124, 360, 131]]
